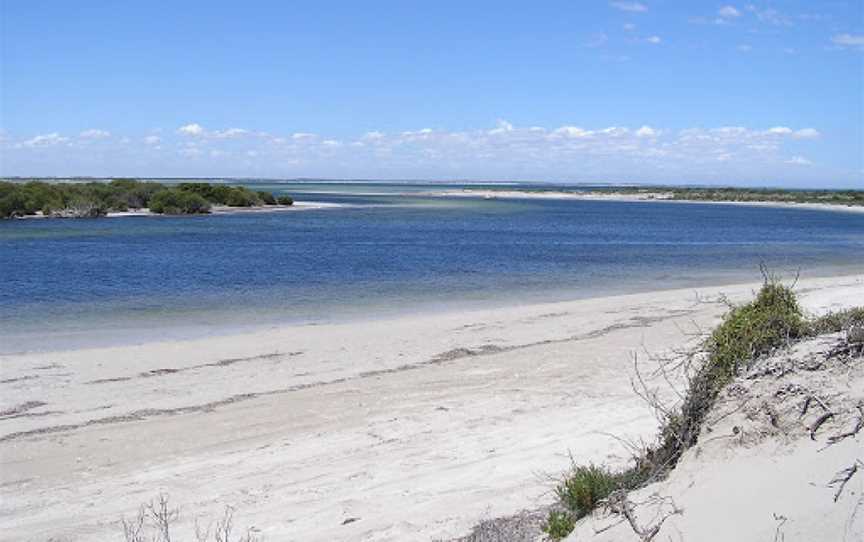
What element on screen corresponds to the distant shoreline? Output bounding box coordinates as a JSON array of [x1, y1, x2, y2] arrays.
[[423, 189, 864, 214]]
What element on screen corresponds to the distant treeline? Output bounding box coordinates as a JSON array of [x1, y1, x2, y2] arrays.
[[0, 180, 294, 219], [592, 186, 864, 206]]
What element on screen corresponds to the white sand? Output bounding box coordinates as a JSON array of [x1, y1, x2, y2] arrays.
[[17, 202, 343, 220], [425, 189, 864, 214], [1, 275, 862, 541]]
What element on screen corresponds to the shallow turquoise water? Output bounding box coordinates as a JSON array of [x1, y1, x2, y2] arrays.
[[2, 182, 863, 353]]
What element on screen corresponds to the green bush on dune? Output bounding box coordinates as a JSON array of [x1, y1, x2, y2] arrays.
[[543, 275, 819, 540]]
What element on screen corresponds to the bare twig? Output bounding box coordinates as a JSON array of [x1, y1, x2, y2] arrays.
[[828, 461, 862, 503], [606, 490, 681, 542], [773, 513, 787, 542], [147, 494, 179, 542], [827, 403, 864, 446], [121, 506, 147, 542], [214, 506, 235, 542]]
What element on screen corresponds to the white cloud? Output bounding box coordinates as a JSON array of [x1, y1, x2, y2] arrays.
[[786, 156, 812, 165], [3, 122, 831, 183], [79, 129, 111, 139], [489, 119, 515, 134], [718, 6, 741, 18], [635, 125, 658, 137], [553, 126, 592, 138], [177, 124, 253, 139], [610, 2, 647, 13], [178, 123, 204, 136], [212, 128, 248, 139], [646, 35, 661, 44], [737, 44, 752, 52], [179, 146, 202, 157], [21, 132, 69, 147], [792, 128, 820, 139], [832, 34, 864, 47], [623, 23, 636, 31], [600, 126, 630, 136], [745, 6, 792, 26]]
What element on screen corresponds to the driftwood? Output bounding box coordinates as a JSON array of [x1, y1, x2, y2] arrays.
[[604, 490, 682, 542]]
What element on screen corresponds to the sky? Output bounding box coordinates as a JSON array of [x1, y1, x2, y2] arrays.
[[1, 1, 862, 187]]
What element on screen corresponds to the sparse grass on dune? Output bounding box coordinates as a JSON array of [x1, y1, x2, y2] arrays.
[[807, 307, 864, 336], [543, 274, 858, 540]]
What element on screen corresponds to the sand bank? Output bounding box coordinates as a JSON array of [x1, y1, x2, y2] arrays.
[[425, 189, 864, 214], [1, 274, 862, 540]]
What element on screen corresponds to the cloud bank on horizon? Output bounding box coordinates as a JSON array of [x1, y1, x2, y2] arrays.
[[0, 120, 837, 185], [1, 1, 862, 187]]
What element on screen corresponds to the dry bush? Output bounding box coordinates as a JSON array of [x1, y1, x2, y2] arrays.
[[120, 494, 256, 542]]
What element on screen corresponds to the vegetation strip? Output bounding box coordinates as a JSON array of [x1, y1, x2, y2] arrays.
[[0, 179, 294, 218]]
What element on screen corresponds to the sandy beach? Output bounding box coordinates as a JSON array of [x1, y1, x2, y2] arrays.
[[424, 189, 864, 214], [1, 274, 863, 541]]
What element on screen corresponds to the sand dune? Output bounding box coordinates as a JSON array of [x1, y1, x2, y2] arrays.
[[566, 331, 864, 542]]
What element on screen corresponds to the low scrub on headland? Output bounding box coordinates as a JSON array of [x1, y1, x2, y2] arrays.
[[588, 186, 864, 206], [0, 179, 293, 218], [542, 275, 864, 539]]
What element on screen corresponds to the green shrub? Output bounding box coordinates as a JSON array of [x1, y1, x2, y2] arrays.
[[149, 189, 211, 214], [807, 307, 864, 335], [257, 191, 277, 205], [0, 187, 31, 218], [542, 510, 575, 540], [555, 464, 620, 518], [178, 182, 231, 204], [706, 281, 804, 379], [178, 183, 262, 207], [225, 187, 261, 207], [276, 195, 294, 206]]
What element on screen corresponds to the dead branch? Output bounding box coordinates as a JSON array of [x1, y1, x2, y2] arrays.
[[773, 513, 787, 542], [828, 461, 862, 503], [214, 506, 235, 542], [810, 412, 835, 441], [827, 403, 864, 446], [121, 506, 147, 542], [630, 353, 675, 425], [606, 490, 681, 542], [799, 393, 831, 419], [146, 494, 178, 542]]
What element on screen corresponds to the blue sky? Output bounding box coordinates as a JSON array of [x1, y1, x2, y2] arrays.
[[1, 1, 862, 187]]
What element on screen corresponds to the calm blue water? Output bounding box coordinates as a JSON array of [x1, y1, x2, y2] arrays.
[[2, 183, 863, 353]]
